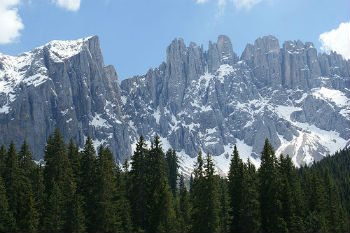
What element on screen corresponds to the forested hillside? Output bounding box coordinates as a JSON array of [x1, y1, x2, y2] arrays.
[[0, 129, 349, 232]]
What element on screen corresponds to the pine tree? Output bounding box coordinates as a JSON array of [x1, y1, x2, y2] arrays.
[[203, 152, 220, 233], [144, 135, 176, 232], [228, 145, 244, 233], [240, 158, 261, 233], [18, 140, 35, 177], [189, 174, 193, 194], [18, 188, 38, 232], [303, 169, 328, 232], [78, 136, 97, 232], [278, 154, 305, 232], [323, 168, 346, 232], [179, 173, 191, 232], [166, 149, 178, 197], [67, 138, 81, 183], [95, 146, 119, 232], [43, 181, 64, 232], [258, 139, 282, 233], [0, 176, 15, 232], [67, 191, 86, 233], [43, 129, 74, 232], [0, 145, 7, 179], [191, 151, 220, 233], [4, 141, 39, 232], [16, 141, 39, 232], [129, 135, 148, 231], [115, 159, 133, 233], [218, 178, 230, 233], [32, 163, 45, 231], [4, 141, 19, 229], [191, 150, 206, 233]]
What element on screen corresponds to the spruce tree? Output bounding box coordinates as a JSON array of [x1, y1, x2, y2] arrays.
[[258, 139, 282, 233], [240, 158, 261, 233], [179, 173, 191, 232], [43, 181, 64, 232], [18, 140, 35, 178], [191, 151, 220, 233], [67, 191, 86, 233], [43, 129, 74, 232], [323, 168, 346, 232], [228, 145, 244, 233], [0, 145, 7, 179], [78, 136, 98, 232], [144, 135, 176, 232], [278, 154, 305, 232], [129, 135, 148, 231], [0, 176, 15, 232], [67, 138, 81, 183], [32, 163, 45, 231], [166, 149, 178, 197], [4, 141, 19, 229], [191, 150, 206, 233], [115, 160, 133, 233], [203, 152, 220, 233], [16, 141, 39, 232], [218, 178, 230, 233], [95, 146, 119, 232]]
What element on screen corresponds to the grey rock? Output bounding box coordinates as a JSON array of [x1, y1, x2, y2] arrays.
[[0, 35, 349, 171], [0, 36, 131, 161]]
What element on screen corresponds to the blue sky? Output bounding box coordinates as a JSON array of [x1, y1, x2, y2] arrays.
[[0, 0, 349, 81]]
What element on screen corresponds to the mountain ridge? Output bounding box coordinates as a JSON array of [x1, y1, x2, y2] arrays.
[[0, 35, 349, 175]]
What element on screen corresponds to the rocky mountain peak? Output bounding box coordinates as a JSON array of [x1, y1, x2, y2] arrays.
[[120, 35, 349, 175], [0, 35, 131, 161], [254, 35, 280, 53], [0, 35, 349, 176], [42, 35, 101, 63], [216, 35, 238, 65]]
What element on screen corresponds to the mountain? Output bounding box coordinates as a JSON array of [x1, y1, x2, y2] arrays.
[[0, 36, 131, 161], [0, 35, 349, 174]]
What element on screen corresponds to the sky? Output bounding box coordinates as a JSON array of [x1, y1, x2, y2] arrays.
[[0, 0, 349, 81]]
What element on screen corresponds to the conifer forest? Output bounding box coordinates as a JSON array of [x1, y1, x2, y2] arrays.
[[0, 128, 349, 233]]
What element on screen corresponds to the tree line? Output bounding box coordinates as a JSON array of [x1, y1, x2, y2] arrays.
[[0, 128, 349, 232]]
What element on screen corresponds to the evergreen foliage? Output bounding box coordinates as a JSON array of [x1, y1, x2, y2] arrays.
[[178, 173, 191, 232], [0, 130, 348, 233], [165, 149, 178, 197], [0, 176, 14, 232], [228, 145, 244, 232]]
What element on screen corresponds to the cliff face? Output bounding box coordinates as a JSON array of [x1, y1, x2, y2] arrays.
[[0, 36, 131, 161], [0, 35, 349, 174], [121, 35, 349, 173]]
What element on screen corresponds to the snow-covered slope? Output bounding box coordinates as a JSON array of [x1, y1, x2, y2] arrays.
[[0, 36, 131, 161], [121, 35, 350, 174], [0, 35, 349, 176], [0, 37, 94, 113]]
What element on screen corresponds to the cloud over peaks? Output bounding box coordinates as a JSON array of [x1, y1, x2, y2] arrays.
[[319, 21, 350, 60], [0, 0, 24, 44]]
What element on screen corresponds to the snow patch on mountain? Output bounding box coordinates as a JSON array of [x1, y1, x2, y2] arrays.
[[46, 36, 94, 62], [312, 87, 348, 107]]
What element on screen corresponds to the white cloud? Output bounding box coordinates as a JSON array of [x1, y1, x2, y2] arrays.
[[0, 0, 24, 44], [196, 0, 262, 10], [231, 0, 262, 9], [55, 0, 81, 11], [319, 21, 350, 60]]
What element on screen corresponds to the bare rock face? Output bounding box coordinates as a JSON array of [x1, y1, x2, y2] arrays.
[[0, 35, 349, 175], [121, 35, 350, 173], [0, 36, 131, 161]]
